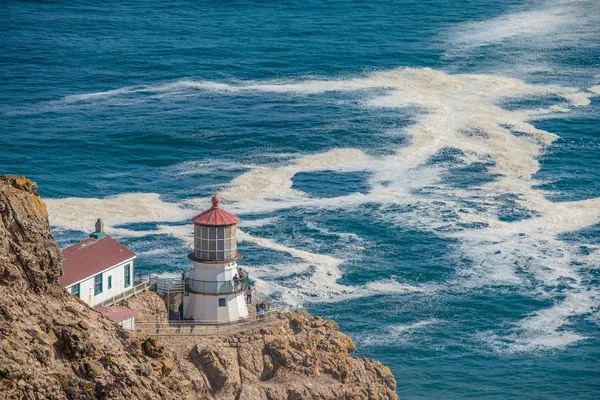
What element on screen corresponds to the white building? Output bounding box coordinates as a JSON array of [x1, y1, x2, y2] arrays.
[[182, 196, 249, 323], [59, 219, 137, 308]]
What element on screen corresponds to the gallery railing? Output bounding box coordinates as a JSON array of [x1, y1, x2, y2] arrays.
[[185, 276, 249, 295]]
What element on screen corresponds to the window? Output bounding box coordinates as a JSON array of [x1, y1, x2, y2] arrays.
[[218, 298, 227, 307], [71, 283, 80, 298], [108, 276, 112, 289], [124, 263, 131, 288], [194, 225, 237, 260], [94, 273, 103, 295]]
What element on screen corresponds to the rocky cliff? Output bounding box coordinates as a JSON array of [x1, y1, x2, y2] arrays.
[[0, 175, 399, 400]]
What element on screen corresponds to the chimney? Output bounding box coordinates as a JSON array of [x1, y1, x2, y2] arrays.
[[90, 218, 106, 239], [95, 218, 104, 233]]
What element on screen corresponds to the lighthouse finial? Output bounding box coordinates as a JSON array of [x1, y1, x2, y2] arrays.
[[211, 195, 220, 208]]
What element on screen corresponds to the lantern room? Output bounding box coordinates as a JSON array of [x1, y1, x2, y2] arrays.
[[190, 195, 241, 262]]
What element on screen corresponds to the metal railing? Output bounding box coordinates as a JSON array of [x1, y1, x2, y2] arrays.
[[130, 310, 282, 336], [94, 280, 152, 308], [156, 278, 184, 295], [185, 276, 249, 295]]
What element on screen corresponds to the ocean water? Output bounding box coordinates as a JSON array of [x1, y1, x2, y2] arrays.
[[2, 0, 600, 398]]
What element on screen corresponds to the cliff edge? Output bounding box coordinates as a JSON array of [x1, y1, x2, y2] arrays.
[[0, 175, 399, 400]]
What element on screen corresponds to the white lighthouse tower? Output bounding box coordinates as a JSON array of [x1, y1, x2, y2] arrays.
[[182, 195, 249, 323]]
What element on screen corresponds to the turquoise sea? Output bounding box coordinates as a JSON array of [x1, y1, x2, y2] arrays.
[[2, 0, 600, 398]]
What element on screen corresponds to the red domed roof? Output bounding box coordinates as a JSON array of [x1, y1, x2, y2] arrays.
[[191, 195, 239, 226]]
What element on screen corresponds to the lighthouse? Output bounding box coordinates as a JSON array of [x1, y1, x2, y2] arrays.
[[182, 195, 249, 323]]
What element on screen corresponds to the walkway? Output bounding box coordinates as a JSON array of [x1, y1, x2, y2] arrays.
[[132, 310, 282, 336]]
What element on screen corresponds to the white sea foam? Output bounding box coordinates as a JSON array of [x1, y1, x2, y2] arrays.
[[222, 148, 371, 204], [155, 224, 193, 246], [237, 230, 346, 303], [445, 1, 599, 54], [358, 319, 441, 347], [46, 193, 190, 233], [514, 291, 595, 350], [151, 271, 185, 280], [136, 248, 172, 257], [482, 290, 595, 353], [238, 230, 343, 273], [448, 8, 570, 49], [239, 230, 425, 305], [239, 217, 280, 228], [305, 221, 363, 242], [442, 0, 600, 86]]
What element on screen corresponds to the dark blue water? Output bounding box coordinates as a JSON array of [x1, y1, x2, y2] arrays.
[[2, 1, 600, 398]]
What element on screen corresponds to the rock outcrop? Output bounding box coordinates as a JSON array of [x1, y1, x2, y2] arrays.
[[166, 310, 398, 400], [0, 175, 399, 400], [118, 291, 169, 325], [0, 175, 62, 293]]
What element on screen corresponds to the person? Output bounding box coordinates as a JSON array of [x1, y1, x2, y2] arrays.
[[155, 316, 161, 334], [233, 274, 239, 290], [246, 286, 253, 304], [175, 315, 182, 334], [257, 304, 265, 319]]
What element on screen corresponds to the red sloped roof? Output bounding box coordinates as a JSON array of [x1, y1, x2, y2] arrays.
[[96, 306, 135, 323], [191, 195, 239, 226], [59, 235, 136, 287]]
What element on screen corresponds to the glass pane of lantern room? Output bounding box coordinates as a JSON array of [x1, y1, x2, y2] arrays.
[[217, 227, 224, 240], [201, 226, 208, 238], [209, 228, 216, 240], [224, 236, 231, 251], [224, 226, 230, 238]]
